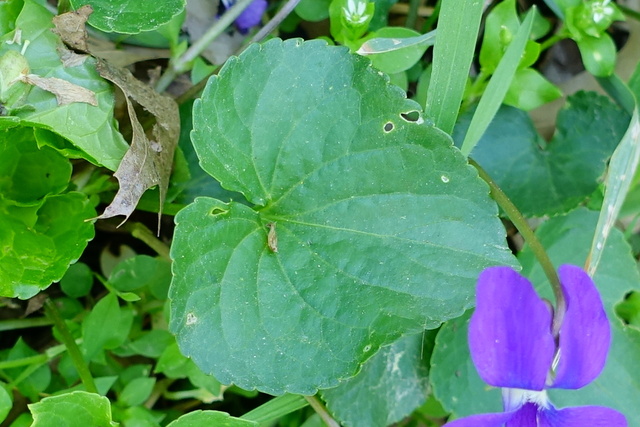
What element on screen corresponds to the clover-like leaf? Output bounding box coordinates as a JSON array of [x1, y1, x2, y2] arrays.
[[456, 91, 630, 217], [69, 0, 185, 34], [170, 39, 515, 394], [0, 128, 95, 299]]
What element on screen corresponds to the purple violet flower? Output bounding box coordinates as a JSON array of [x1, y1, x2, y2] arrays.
[[445, 265, 627, 427], [221, 0, 268, 33]]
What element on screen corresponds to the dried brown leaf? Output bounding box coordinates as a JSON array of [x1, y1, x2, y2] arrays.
[[51, 5, 93, 53], [94, 59, 179, 231], [21, 74, 97, 106]]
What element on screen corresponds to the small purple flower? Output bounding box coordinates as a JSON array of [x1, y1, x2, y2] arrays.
[[221, 0, 268, 33], [446, 265, 626, 426]]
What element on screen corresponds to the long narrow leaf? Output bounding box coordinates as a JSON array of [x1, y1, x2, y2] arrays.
[[357, 30, 436, 55], [425, 0, 483, 134], [460, 8, 536, 157], [586, 107, 640, 276]]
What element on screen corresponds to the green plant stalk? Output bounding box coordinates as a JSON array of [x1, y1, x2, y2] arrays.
[[248, 0, 302, 45], [405, 0, 420, 29], [123, 222, 171, 261], [155, 0, 257, 92], [597, 73, 636, 115], [241, 394, 308, 424], [0, 317, 53, 332], [45, 298, 98, 394], [305, 396, 340, 427], [469, 158, 565, 336]]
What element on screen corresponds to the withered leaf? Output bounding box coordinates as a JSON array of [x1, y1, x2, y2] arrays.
[[21, 74, 98, 106], [52, 5, 93, 53], [94, 59, 179, 231]]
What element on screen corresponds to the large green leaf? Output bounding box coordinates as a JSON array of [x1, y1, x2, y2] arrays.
[[455, 92, 629, 217], [0, 0, 128, 170], [431, 208, 640, 422], [170, 39, 515, 394], [322, 333, 429, 427], [30, 391, 117, 427], [69, 0, 185, 34]]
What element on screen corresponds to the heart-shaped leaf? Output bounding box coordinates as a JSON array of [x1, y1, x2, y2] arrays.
[[170, 39, 516, 395], [455, 91, 629, 217]]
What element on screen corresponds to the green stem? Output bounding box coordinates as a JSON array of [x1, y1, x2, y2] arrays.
[[248, 0, 301, 44], [155, 0, 257, 92], [405, 0, 420, 29], [123, 222, 172, 261], [619, 4, 640, 21], [45, 299, 97, 394], [0, 317, 53, 332], [539, 33, 567, 52], [469, 158, 565, 336], [305, 396, 340, 427]]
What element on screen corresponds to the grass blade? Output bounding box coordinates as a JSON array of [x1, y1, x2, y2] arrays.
[[425, 0, 483, 134]]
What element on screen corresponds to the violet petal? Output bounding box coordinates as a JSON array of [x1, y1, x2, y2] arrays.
[[540, 404, 627, 426], [235, 0, 267, 31], [443, 411, 514, 427], [552, 265, 611, 389], [506, 402, 539, 427], [469, 267, 555, 390]]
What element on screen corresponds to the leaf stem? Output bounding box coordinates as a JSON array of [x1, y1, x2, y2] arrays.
[[155, 0, 257, 92], [0, 317, 53, 332], [123, 222, 172, 261], [305, 396, 340, 427], [248, 0, 302, 44], [405, 0, 421, 29], [45, 298, 98, 394], [469, 158, 565, 336]]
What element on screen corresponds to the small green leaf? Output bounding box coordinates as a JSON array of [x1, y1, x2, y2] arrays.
[[126, 330, 175, 358], [577, 33, 617, 77], [167, 411, 257, 427], [59, 262, 93, 298], [359, 27, 433, 74], [0, 192, 95, 299], [0, 128, 71, 205], [118, 377, 156, 407], [69, 0, 186, 34], [295, 0, 331, 22], [504, 68, 562, 111], [30, 391, 117, 427], [457, 91, 629, 217], [0, 383, 12, 424], [171, 38, 515, 394], [109, 255, 171, 294], [479, 0, 520, 73], [322, 333, 429, 427], [4, 339, 51, 402], [81, 293, 132, 360]]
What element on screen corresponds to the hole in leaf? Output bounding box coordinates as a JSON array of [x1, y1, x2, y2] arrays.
[[400, 111, 420, 122], [209, 207, 227, 216], [383, 122, 394, 132]]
